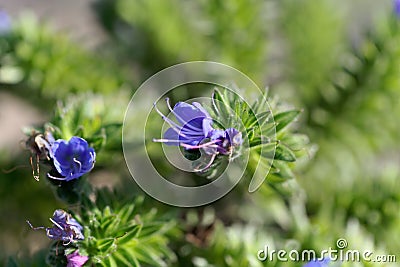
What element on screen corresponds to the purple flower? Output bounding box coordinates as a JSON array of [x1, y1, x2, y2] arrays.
[[205, 128, 243, 155], [190, 127, 243, 171], [395, 0, 400, 17], [0, 10, 11, 34], [27, 209, 84, 245], [48, 136, 95, 181], [153, 98, 243, 171], [303, 258, 331, 267], [67, 250, 89, 267], [153, 98, 213, 147]]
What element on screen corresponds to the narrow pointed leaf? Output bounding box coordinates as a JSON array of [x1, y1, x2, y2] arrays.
[[274, 110, 300, 132], [274, 143, 296, 162]]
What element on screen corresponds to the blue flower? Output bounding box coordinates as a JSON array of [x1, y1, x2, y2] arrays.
[[189, 127, 243, 171], [153, 98, 213, 147], [395, 0, 400, 17], [153, 98, 243, 171], [48, 136, 95, 181], [0, 10, 11, 35], [205, 128, 243, 155], [48, 209, 84, 243], [27, 209, 84, 245], [303, 258, 331, 267], [67, 250, 89, 267]]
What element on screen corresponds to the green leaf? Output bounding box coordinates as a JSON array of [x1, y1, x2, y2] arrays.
[[260, 122, 277, 137], [212, 89, 231, 118], [132, 246, 165, 267], [117, 224, 142, 245], [274, 143, 296, 162], [280, 133, 310, 151], [101, 255, 119, 267], [249, 139, 276, 153], [273, 110, 300, 132], [271, 160, 295, 180], [97, 238, 116, 252], [118, 248, 142, 267], [118, 204, 136, 223], [255, 111, 273, 127], [113, 251, 138, 267]]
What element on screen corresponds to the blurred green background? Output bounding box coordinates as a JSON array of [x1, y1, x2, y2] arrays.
[[0, 0, 399, 266]]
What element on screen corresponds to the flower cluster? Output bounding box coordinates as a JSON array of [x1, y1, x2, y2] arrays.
[[27, 209, 84, 245], [25, 130, 96, 264], [153, 98, 242, 170]]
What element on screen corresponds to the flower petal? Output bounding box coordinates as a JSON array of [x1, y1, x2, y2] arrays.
[[172, 102, 210, 125], [67, 250, 89, 267], [202, 118, 214, 137]]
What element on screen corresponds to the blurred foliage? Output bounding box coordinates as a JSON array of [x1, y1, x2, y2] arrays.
[[279, 0, 346, 105], [0, 13, 134, 106], [49, 93, 129, 164], [93, 0, 268, 83], [1, 0, 399, 266]]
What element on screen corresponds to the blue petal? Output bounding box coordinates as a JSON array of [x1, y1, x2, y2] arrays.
[[192, 102, 211, 118], [164, 128, 188, 146], [164, 126, 204, 146], [209, 129, 225, 140], [172, 102, 210, 125], [302, 258, 331, 267], [53, 142, 73, 176], [68, 218, 83, 231], [183, 117, 204, 131], [395, 0, 400, 17], [180, 121, 204, 135], [69, 136, 89, 147], [202, 118, 214, 137], [52, 209, 68, 226], [225, 128, 242, 146], [163, 127, 182, 145]]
